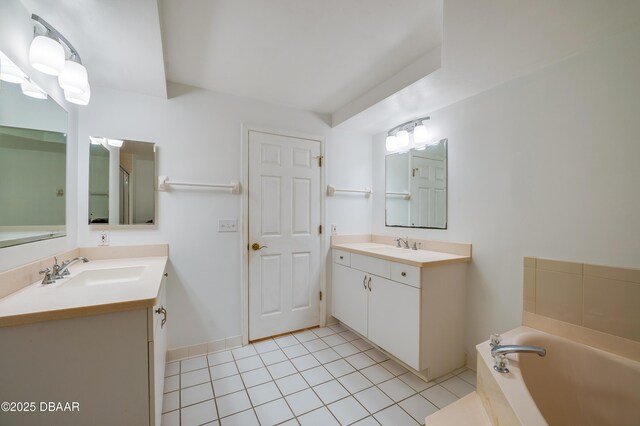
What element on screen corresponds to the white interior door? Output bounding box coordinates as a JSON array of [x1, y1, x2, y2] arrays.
[[248, 130, 322, 340], [410, 153, 447, 227]]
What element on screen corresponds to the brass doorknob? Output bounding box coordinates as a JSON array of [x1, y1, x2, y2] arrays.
[[251, 243, 268, 251]]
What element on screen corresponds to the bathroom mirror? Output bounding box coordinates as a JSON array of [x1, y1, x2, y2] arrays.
[[88, 138, 156, 226], [385, 139, 447, 229], [0, 52, 68, 249]]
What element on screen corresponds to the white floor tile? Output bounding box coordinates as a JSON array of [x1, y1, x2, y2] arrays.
[[181, 382, 214, 407], [165, 362, 180, 377], [241, 367, 272, 388], [254, 398, 294, 425], [161, 409, 180, 426], [275, 373, 309, 396], [457, 369, 477, 387], [352, 416, 381, 426], [253, 339, 279, 354], [374, 404, 419, 426], [398, 394, 438, 424], [208, 351, 234, 366], [285, 388, 323, 416], [182, 356, 208, 373], [327, 396, 368, 425], [291, 354, 321, 372], [260, 349, 288, 365], [339, 330, 359, 341], [219, 408, 259, 426], [210, 362, 239, 380], [345, 353, 376, 370], [232, 345, 258, 360], [439, 376, 475, 398], [236, 355, 264, 373], [164, 375, 180, 393], [303, 339, 329, 353], [162, 391, 179, 413], [312, 348, 341, 364], [353, 386, 394, 414], [338, 371, 374, 394], [377, 378, 415, 402], [279, 419, 300, 426], [267, 360, 297, 379], [360, 365, 394, 385], [213, 375, 245, 397], [398, 372, 433, 392], [420, 385, 458, 409], [325, 359, 356, 378], [298, 406, 340, 426], [313, 380, 349, 404], [246, 381, 282, 406], [312, 327, 336, 338], [451, 366, 467, 375], [364, 348, 389, 363], [294, 330, 318, 343], [333, 342, 360, 358], [275, 334, 299, 348], [379, 360, 408, 376], [216, 390, 251, 418], [181, 368, 211, 388], [181, 399, 218, 426], [351, 339, 373, 352], [328, 323, 347, 333], [283, 344, 310, 359], [434, 373, 453, 383], [301, 366, 333, 387], [322, 334, 348, 347]]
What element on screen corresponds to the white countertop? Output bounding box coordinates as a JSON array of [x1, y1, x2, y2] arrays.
[[0, 256, 167, 327], [332, 242, 470, 267]]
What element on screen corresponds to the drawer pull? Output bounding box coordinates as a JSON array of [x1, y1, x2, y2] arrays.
[[362, 275, 367, 289], [339, 256, 344, 260], [401, 272, 407, 277], [368, 277, 371, 291], [155, 306, 167, 328], [164, 272, 168, 277]]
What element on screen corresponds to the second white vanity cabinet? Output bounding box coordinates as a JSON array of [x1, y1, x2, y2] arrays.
[[332, 246, 468, 379]]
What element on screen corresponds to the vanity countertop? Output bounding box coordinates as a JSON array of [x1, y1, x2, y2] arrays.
[[332, 242, 470, 267], [0, 256, 167, 327]]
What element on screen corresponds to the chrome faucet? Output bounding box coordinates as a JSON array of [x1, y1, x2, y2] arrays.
[[53, 256, 89, 279], [395, 237, 410, 249], [489, 334, 546, 373], [39, 268, 55, 285]]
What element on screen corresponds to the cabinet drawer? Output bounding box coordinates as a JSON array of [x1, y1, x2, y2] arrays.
[[390, 262, 421, 288], [351, 254, 390, 279], [333, 249, 351, 267]]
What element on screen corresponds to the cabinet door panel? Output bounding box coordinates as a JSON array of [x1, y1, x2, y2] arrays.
[[368, 276, 420, 370], [332, 263, 368, 337]]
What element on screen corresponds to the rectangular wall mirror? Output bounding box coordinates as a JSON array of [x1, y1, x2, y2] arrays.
[[385, 139, 447, 229], [88, 138, 156, 226], [0, 51, 67, 248]]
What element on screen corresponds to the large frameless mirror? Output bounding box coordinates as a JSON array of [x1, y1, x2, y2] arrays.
[[385, 139, 447, 229], [0, 51, 67, 248], [88, 137, 156, 226]]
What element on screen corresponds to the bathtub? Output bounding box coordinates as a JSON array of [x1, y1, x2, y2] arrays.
[[476, 326, 640, 425]]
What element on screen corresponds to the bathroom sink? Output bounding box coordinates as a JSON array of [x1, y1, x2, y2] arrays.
[[61, 266, 146, 288]]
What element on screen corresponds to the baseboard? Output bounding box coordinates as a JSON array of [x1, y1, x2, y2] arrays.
[[166, 335, 243, 362]]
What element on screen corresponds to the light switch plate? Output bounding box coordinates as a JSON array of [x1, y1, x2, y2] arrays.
[[218, 219, 238, 232]]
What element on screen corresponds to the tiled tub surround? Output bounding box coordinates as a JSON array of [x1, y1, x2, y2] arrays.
[[162, 324, 477, 426]]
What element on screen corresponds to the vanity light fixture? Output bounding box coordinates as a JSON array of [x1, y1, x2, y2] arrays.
[[29, 14, 90, 105], [385, 117, 431, 153], [107, 138, 124, 148], [89, 136, 105, 145], [0, 52, 26, 83], [20, 78, 47, 99]]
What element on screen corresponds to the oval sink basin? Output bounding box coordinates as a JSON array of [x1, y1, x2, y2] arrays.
[[61, 266, 146, 288]]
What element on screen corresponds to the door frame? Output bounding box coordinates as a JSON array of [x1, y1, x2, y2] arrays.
[[240, 124, 326, 345]]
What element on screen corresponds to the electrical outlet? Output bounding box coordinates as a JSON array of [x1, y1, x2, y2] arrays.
[[99, 231, 110, 246], [331, 224, 337, 235], [218, 219, 238, 232]]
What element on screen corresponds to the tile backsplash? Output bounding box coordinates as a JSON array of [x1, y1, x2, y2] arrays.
[[523, 257, 640, 342]]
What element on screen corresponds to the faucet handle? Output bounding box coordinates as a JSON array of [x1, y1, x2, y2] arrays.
[[39, 267, 51, 275], [493, 353, 509, 373], [490, 333, 502, 348]]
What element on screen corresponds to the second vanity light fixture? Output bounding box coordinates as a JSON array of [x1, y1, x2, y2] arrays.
[[385, 116, 436, 153], [28, 14, 90, 105]]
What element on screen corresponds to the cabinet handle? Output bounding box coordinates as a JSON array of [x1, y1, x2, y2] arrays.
[[368, 277, 371, 291], [164, 272, 168, 277], [401, 272, 407, 277], [339, 256, 344, 260], [362, 275, 367, 289], [155, 306, 167, 328]]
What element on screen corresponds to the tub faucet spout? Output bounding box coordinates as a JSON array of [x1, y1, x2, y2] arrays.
[[491, 345, 547, 358]]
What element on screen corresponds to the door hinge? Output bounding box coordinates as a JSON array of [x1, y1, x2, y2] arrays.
[[320, 291, 323, 301], [316, 155, 324, 167], [318, 225, 323, 235]]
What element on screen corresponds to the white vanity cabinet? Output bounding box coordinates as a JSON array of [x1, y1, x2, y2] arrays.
[[332, 248, 467, 379]]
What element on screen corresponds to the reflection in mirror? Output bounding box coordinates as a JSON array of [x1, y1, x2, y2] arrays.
[[0, 51, 67, 248], [88, 138, 156, 225], [385, 139, 447, 229]]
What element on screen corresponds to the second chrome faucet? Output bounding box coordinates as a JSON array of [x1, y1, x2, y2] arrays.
[[39, 256, 90, 285]]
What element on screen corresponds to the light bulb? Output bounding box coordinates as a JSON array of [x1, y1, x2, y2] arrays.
[[0, 53, 25, 84], [64, 83, 91, 105], [58, 57, 88, 94], [21, 79, 47, 99], [413, 123, 429, 144], [107, 139, 123, 147], [89, 136, 105, 145], [29, 35, 65, 76], [396, 130, 409, 148], [385, 135, 398, 152]]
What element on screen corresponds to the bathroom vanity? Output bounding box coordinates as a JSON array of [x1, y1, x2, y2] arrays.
[[331, 236, 471, 379], [0, 250, 168, 426]]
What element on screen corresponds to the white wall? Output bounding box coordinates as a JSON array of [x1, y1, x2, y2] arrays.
[[372, 26, 640, 364], [77, 83, 372, 349]]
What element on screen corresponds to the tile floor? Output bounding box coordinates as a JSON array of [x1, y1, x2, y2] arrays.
[[161, 323, 476, 426]]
